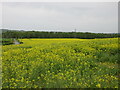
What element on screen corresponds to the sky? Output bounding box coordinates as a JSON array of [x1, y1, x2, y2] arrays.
[[1, 2, 118, 33]]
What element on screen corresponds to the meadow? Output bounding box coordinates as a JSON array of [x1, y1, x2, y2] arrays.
[[2, 38, 119, 88]]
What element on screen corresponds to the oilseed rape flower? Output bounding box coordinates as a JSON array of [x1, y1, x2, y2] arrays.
[[96, 84, 101, 88], [2, 38, 119, 88]]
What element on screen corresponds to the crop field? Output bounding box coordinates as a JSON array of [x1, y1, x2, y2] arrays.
[[2, 38, 119, 88]]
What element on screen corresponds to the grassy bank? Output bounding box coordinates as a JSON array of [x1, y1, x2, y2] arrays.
[[1, 38, 14, 45]]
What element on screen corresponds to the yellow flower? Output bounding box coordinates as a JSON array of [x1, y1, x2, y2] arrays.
[[96, 84, 101, 88], [11, 78, 15, 81]]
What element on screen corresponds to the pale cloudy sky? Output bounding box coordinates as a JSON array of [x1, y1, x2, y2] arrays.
[[1, 2, 118, 33]]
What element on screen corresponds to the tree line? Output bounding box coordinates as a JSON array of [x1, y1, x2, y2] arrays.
[[1, 29, 119, 39]]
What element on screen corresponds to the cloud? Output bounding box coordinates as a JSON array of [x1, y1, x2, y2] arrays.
[[2, 2, 118, 33]]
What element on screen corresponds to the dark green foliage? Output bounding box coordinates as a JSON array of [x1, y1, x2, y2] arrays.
[[1, 29, 119, 39]]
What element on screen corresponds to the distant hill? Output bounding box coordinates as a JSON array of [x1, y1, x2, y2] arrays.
[[0, 29, 26, 32], [0, 29, 10, 32]]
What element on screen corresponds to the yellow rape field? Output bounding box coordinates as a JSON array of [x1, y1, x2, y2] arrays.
[[2, 38, 119, 88]]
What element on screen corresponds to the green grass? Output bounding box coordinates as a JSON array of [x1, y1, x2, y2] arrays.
[[1, 38, 14, 45]]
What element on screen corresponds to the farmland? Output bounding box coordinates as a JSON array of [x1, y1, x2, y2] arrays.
[[2, 38, 119, 88]]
